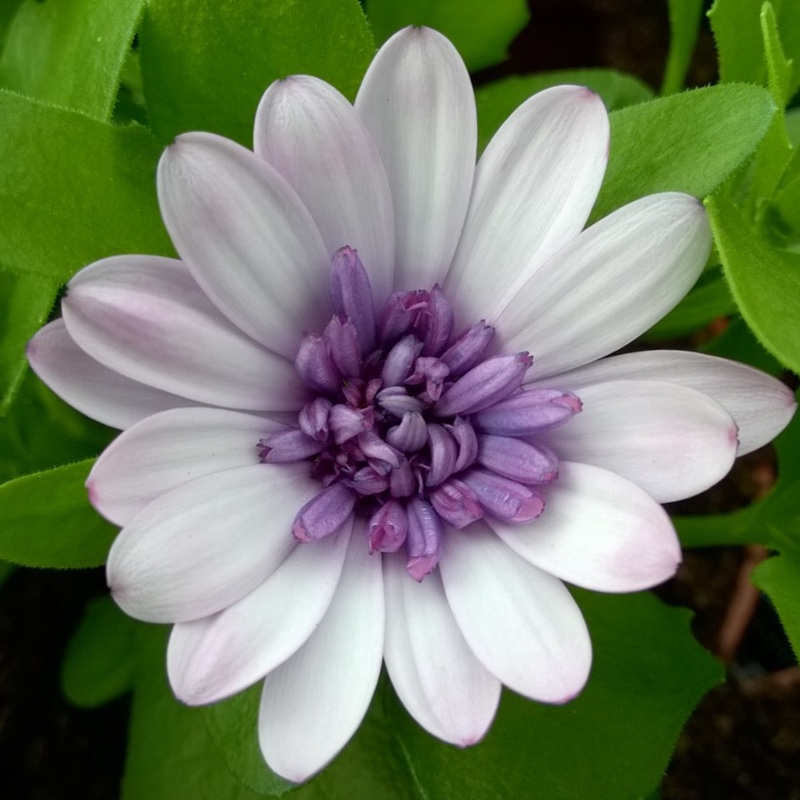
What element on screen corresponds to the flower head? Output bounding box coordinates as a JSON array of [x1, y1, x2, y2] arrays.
[[27, 27, 796, 783]]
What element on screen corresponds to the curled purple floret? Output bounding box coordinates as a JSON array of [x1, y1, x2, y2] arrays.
[[295, 333, 341, 394], [429, 478, 484, 529], [461, 468, 545, 523], [472, 388, 582, 436], [440, 321, 495, 377], [298, 397, 333, 442], [433, 352, 533, 417], [406, 497, 443, 581], [368, 499, 408, 553], [258, 429, 326, 463], [292, 483, 356, 542], [477, 435, 559, 485], [324, 316, 362, 378], [330, 247, 375, 354], [418, 285, 454, 356]]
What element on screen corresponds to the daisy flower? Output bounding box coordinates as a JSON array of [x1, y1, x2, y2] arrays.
[[27, 27, 795, 783]]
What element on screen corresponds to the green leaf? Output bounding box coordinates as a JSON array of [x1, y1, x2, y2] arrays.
[[139, 0, 374, 147], [365, 0, 529, 72], [393, 591, 720, 800], [762, 3, 794, 107], [62, 595, 138, 708], [753, 539, 800, 658], [707, 186, 800, 373], [662, 0, 704, 95], [122, 626, 267, 800], [0, 458, 116, 568], [646, 270, 736, 340], [476, 69, 653, 152], [203, 686, 292, 797], [591, 84, 776, 222], [0, 91, 173, 282], [124, 628, 413, 799], [0, 269, 58, 412], [0, 0, 145, 120], [709, 0, 766, 85]]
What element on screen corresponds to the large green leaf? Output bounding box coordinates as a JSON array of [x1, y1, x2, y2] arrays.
[[61, 595, 139, 708], [708, 186, 800, 374], [139, 0, 374, 147], [754, 543, 800, 658], [0, 458, 116, 568], [662, 0, 704, 95], [0, 269, 58, 412], [124, 628, 414, 799], [365, 0, 529, 72], [0, 91, 173, 282], [393, 591, 720, 800], [476, 69, 653, 152], [592, 84, 776, 222], [0, 0, 145, 120]]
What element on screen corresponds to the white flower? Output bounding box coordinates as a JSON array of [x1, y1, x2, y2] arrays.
[[27, 27, 795, 783]]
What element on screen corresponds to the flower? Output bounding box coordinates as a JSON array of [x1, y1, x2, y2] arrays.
[[27, 27, 795, 783]]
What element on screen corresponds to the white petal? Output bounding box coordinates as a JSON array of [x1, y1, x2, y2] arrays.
[[255, 76, 395, 303], [444, 86, 609, 323], [536, 350, 797, 456], [258, 521, 384, 783], [440, 522, 591, 703], [107, 463, 317, 623], [355, 27, 476, 289], [487, 462, 682, 593], [539, 380, 738, 502], [383, 553, 500, 745], [157, 132, 329, 358], [497, 193, 712, 378], [62, 256, 306, 412], [26, 319, 201, 429], [167, 520, 351, 705], [88, 408, 286, 526]]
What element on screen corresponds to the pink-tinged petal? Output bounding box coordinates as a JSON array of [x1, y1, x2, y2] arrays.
[[440, 521, 591, 703], [167, 520, 351, 705], [383, 553, 500, 744], [538, 350, 797, 457], [258, 521, 384, 782], [539, 380, 737, 503], [157, 132, 329, 358], [444, 86, 608, 323], [26, 319, 201, 430], [88, 408, 286, 526], [255, 77, 395, 303], [487, 462, 681, 592], [62, 256, 306, 412], [497, 193, 711, 378], [355, 27, 476, 289], [107, 463, 316, 623]]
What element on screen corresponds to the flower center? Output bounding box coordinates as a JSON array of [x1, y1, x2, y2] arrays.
[[258, 247, 582, 580]]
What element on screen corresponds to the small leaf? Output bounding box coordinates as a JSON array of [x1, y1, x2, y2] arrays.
[[62, 595, 139, 708], [0, 268, 58, 412], [393, 591, 721, 800], [0, 91, 173, 283], [476, 69, 653, 151], [365, 0, 529, 72], [0, 0, 145, 120], [708, 0, 766, 85], [0, 458, 116, 568], [592, 84, 776, 221], [662, 0, 704, 95], [139, 0, 374, 147], [753, 541, 800, 658], [708, 186, 800, 374]]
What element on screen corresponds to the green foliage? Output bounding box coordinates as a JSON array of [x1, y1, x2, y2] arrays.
[[139, 0, 374, 147], [592, 84, 776, 221], [365, 0, 529, 72], [708, 186, 800, 374], [0, 458, 116, 568], [662, 0, 704, 95], [391, 591, 720, 800], [0, 0, 145, 120], [62, 595, 139, 707], [475, 69, 653, 151]]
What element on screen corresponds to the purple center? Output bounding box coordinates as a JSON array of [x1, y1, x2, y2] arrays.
[[258, 247, 582, 581]]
